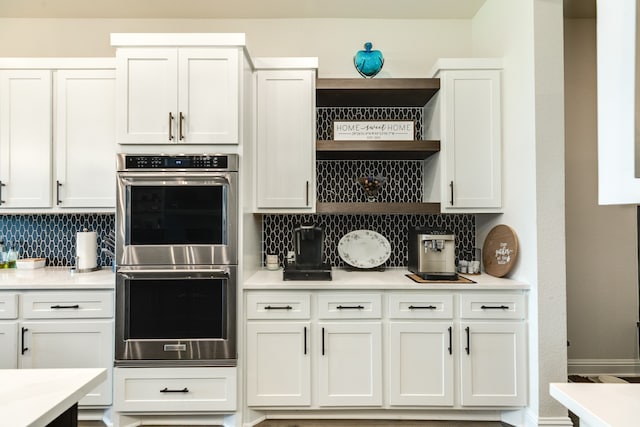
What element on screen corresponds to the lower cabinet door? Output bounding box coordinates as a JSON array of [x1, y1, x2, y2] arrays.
[[459, 321, 527, 406], [246, 321, 311, 406], [388, 322, 454, 406], [19, 320, 113, 406], [0, 321, 18, 368], [317, 322, 382, 407]]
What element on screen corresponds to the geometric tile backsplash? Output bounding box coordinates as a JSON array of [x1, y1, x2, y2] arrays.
[[317, 160, 423, 203], [263, 213, 475, 268], [0, 214, 115, 267]]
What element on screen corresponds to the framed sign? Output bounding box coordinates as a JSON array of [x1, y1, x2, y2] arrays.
[[333, 120, 414, 141]]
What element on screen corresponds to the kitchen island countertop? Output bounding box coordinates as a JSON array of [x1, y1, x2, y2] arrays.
[[244, 267, 529, 290], [0, 267, 115, 290], [0, 368, 107, 427]]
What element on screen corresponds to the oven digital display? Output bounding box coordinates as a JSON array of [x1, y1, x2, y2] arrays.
[[125, 155, 228, 169]]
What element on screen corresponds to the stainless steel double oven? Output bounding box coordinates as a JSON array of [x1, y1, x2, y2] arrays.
[[115, 154, 237, 366]]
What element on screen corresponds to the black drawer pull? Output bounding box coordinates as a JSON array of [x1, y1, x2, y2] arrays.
[[160, 387, 189, 393], [337, 305, 364, 310], [51, 304, 80, 309], [448, 326, 452, 355], [409, 305, 437, 310], [481, 305, 510, 310], [264, 305, 293, 310]]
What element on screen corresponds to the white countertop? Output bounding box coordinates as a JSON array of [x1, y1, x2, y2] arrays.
[[0, 368, 107, 427], [244, 268, 529, 290], [550, 382, 640, 427], [0, 267, 115, 289]]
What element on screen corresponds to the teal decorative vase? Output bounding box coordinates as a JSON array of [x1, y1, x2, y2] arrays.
[[354, 42, 384, 78]]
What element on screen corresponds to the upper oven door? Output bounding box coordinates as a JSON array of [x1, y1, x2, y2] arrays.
[[116, 172, 237, 266]]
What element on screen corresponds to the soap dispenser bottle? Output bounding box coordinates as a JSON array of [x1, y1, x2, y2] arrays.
[[7, 242, 18, 268]]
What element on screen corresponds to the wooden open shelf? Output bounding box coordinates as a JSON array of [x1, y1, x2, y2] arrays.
[[316, 202, 441, 215], [316, 78, 440, 107], [316, 140, 440, 160]]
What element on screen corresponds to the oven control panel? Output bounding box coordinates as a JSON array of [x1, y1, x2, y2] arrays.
[[121, 154, 237, 171]]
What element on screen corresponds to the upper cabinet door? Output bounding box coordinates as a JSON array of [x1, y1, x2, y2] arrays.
[[116, 47, 239, 145], [439, 68, 502, 212], [0, 70, 52, 208], [177, 48, 239, 144], [116, 48, 178, 144], [255, 69, 316, 211], [55, 70, 116, 208]]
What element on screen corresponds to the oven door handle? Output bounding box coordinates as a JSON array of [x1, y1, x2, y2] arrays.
[[118, 174, 232, 186], [118, 269, 229, 279]]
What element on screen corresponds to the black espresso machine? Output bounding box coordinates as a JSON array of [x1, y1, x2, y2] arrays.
[[283, 224, 332, 280]]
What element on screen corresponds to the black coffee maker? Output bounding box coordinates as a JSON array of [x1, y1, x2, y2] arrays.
[[283, 224, 332, 280]]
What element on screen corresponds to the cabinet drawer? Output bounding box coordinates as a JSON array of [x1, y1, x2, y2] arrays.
[[388, 293, 453, 319], [246, 292, 310, 319], [460, 293, 526, 319], [317, 293, 382, 319], [114, 367, 236, 412], [21, 291, 114, 319], [0, 293, 18, 319]]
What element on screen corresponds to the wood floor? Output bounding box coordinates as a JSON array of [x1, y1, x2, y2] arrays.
[[255, 421, 512, 427]]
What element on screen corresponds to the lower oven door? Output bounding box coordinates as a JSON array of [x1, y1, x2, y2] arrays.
[[115, 266, 236, 366]]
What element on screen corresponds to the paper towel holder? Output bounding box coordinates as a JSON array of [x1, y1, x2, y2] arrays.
[[74, 228, 101, 273]]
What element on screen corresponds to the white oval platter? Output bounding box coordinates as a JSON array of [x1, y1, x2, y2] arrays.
[[338, 230, 391, 269]]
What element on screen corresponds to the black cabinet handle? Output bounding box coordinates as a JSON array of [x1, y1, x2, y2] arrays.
[[168, 112, 174, 141], [481, 305, 510, 310], [305, 181, 309, 206], [336, 305, 364, 310], [409, 305, 437, 310], [264, 305, 292, 310], [51, 304, 80, 309], [179, 112, 185, 141], [56, 180, 62, 205], [21, 327, 28, 354], [0, 180, 5, 204], [448, 326, 452, 355], [449, 181, 454, 206], [322, 327, 325, 355], [160, 387, 189, 393], [465, 326, 470, 355], [304, 326, 307, 355]]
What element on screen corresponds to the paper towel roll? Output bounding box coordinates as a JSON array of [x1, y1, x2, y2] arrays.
[[76, 230, 97, 271]]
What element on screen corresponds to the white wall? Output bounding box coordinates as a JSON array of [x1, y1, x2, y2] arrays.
[[0, 18, 472, 78], [564, 19, 639, 365], [472, 0, 568, 424]]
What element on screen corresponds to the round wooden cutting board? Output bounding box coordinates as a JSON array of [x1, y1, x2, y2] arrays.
[[482, 224, 518, 278]]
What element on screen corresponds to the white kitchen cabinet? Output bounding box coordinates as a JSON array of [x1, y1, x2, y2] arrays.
[[246, 322, 311, 406], [459, 321, 526, 406], [0, 322, 17, 368], [0, 292, 19, 368], [55, 70, 116, 208], [0, 70, 52, 208], [427, 59, 502, 212], [254, 60, 317, 212], [2, 290, 116, 407], [387, 292, 455, 406], [0, 60, 116, 211], [317, 321, 383, 407], [458, 293, 527, 407], [115, 47, 239, 144], [246, 291, 312, 407], [114, 367, 236, 412], [19, 320, 113, 406]]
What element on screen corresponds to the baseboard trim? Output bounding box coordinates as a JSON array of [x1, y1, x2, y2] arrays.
[[568, 358, 640, 376], [522, 408, 573, 427]]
